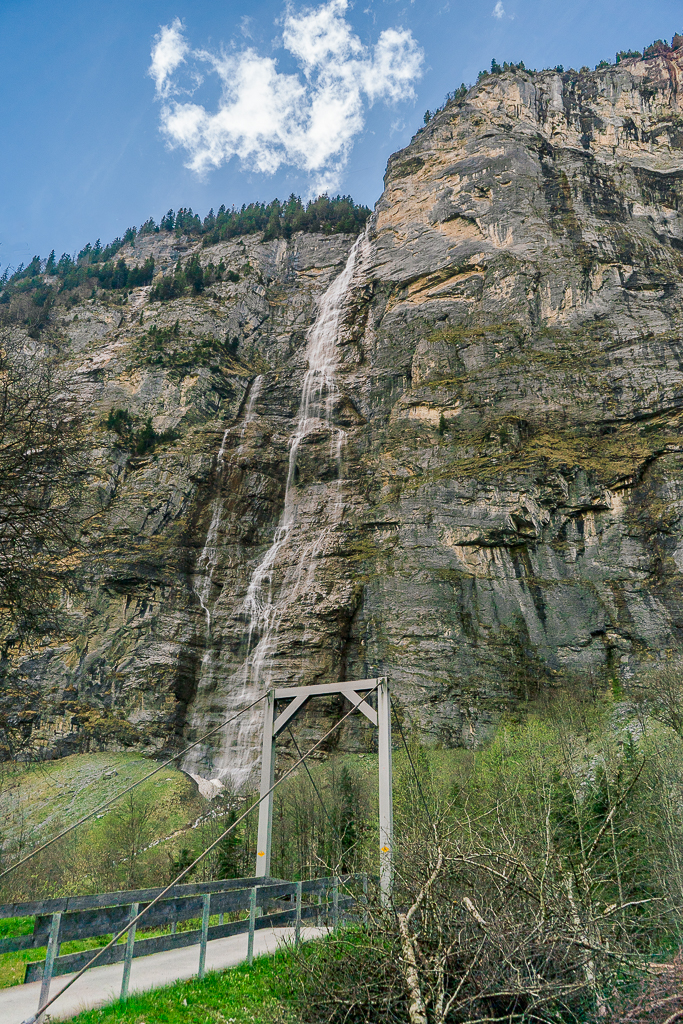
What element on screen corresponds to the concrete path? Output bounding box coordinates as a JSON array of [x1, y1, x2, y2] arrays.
[[1, 925, 327, 1023]]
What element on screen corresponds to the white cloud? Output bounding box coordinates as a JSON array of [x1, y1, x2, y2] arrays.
[[149, 0, 423, 193], [148, 18, 189, 99], [492, 1, 505, 17]]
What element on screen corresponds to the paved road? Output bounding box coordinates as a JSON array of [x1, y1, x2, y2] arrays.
[[1, 925, 326, 1023]]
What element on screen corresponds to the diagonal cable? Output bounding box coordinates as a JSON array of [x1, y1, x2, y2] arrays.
[[390, 693, 434, 825], [22, 679, 382, 1024], [1, 693, 269, 882], [286, 723, 336, 832]]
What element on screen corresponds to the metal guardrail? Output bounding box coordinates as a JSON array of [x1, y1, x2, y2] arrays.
[[0, 874, 359, 1018], [0, 876, 277, 921]]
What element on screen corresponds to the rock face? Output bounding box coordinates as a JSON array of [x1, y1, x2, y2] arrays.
[[17, 51, 683, 776]]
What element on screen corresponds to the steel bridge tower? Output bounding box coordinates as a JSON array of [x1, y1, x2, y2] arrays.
[[255, 677, 393, 904]]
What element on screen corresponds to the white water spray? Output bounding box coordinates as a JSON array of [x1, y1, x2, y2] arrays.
[[184, 231, 369, 792], [184, 377, 264, 798], [193, 376, 263, 631]]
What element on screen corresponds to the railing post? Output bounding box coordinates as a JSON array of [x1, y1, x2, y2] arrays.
[[295, 880, 302, 946], [120, 902, 139, 1001], [332, 877, 339, 932], [36, 911, 61, 1022], [247, 886, 257, 965], [198, 893, 211, 980]]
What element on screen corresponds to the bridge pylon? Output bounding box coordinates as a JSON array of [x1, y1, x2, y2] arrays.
[[255, 677, 393, 906]]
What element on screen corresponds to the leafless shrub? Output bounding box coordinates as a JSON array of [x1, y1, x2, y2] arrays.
[[630, 657, 683, 739], [290, 702, 683, 1024], [0, 329, 88, 639], [293, 807, 653, 1024], [605, 954, 683, 1024]]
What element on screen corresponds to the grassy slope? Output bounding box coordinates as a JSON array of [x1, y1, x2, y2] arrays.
[[0, 916, 114, 988], [0, 752, 207, 987], [0, 911, 254, 989], [0, 752, 202, 857]]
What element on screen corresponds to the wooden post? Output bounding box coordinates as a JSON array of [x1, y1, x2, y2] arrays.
[[36, 911, 61, 1022], [295, 880, 302, 946], [247, 886, 257, 964], [198, 893, 210, 979], [120, 902, 139, 1000], [332, 877, 339, 932]]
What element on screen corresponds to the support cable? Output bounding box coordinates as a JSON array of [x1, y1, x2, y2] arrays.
[[1, 693, 269, 883], [286, 724, 336, 832], [390, 694, 434, 826], [22, 680, 382, 1024], [286, 723, 349, 872]]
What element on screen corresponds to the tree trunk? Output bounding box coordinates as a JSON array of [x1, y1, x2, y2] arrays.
[[397, 911, 428, 1024]]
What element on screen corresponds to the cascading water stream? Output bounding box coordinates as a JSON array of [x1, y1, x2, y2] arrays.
[[193, 428, 231, 630], [184, 377, 264, 797], [193, 376, 263, 632], [243, 236, 363, 648], [183, 230, 369, 792]]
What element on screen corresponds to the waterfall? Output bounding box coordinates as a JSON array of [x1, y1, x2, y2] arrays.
[[183, 230, 369, 794], [184, 377, 263, 798], [193, 376, 263, 631]]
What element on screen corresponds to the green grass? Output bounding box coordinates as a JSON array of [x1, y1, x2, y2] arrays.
[[0, 752, 201, 859], [0, 934, 116, 988], [0, 751, 208, 909], [65, 945, 300, 1024], [0, 916, 33, 939], [0, 915, 138, 989]]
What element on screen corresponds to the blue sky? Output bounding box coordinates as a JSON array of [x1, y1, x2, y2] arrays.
[[1, 0, 681, 270]]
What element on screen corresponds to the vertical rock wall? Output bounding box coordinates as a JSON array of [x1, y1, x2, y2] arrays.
[[16, 51, 683, 773]]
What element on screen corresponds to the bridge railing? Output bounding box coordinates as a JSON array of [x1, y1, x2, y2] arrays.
[[0, 873, 360, 1013]]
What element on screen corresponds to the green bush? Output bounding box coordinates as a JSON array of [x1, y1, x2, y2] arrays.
[[149, 274, 185, 302], [106, 408, 133, 435], [104, 407, 177, 454]]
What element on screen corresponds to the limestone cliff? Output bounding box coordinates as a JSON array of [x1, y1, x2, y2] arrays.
[[14, 50, 683, 775]]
